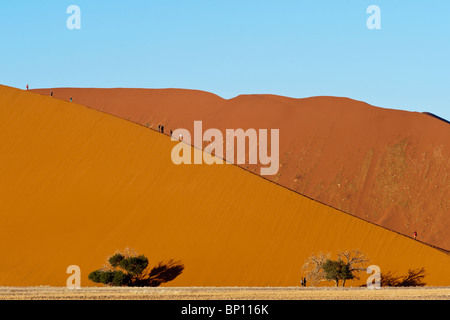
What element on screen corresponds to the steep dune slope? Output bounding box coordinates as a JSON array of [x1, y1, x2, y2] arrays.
[[1, 85, 449, 287], [32, 88, 450, 251]]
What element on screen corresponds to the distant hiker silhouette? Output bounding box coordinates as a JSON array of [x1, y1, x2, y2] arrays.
[[50, 91, 53, 97], [160, 125, 164, 134], [300, 277, 307, 287], [69, 97, 73, 102], [413, 231, 417, 240], [26, 84, 29, 90], [170, 130, 173, 137]]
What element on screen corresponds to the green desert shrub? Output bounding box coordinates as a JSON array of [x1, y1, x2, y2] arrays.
[[322, 259, 354, 287], [88, 248, 184, 287]]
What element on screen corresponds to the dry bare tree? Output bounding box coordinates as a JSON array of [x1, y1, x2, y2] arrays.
[[301, 252, 330, 286]]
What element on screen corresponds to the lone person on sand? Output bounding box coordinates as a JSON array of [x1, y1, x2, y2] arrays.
[[413, 231, 417, 240], [26, 84, 29, 90], [50, 91, 53, 97], [70, 97, 73, 102]]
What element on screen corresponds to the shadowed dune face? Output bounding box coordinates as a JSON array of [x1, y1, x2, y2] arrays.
[[32, 88, 450, 251], [1, 85, 450, 287]]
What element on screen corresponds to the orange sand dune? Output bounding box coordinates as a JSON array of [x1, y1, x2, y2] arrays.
[[32, 88, 450, 251], [1, 85, 449, 287]]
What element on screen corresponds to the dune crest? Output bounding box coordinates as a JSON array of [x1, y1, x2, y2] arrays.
[[31, 87, 450, 251]]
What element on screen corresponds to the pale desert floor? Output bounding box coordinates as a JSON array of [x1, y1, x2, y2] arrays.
[[0, 286, 449, 300]]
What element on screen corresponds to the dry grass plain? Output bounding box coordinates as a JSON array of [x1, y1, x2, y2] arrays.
[[0, 286, 449, 300]]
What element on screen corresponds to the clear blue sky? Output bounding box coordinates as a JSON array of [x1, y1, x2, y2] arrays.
[[1, 1, 449, 120]]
